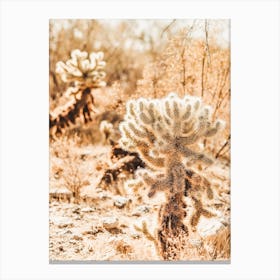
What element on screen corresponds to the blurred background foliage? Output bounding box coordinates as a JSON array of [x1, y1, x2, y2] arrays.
[[49, 19, 229, 98], [49, 19, 230, 159]]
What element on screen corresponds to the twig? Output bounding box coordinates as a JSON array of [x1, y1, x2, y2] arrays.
[[213, 67, 230, 118], [201, 51, 206, 98], [181, 46, 187, 93], [160, 19, 176, 38], [204, 20, 211, 65], [215, 135, 231, 159]]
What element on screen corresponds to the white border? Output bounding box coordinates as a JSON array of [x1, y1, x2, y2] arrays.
[[0, 1, 279, 279]]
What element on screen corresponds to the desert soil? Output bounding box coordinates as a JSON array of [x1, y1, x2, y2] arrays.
[[49, 142, 230, 261]]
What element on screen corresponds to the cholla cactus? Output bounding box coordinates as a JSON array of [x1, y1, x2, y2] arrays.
[[50, 49, 106, 137], [56, 49, 106, 90], [119, 93, 224, 260]]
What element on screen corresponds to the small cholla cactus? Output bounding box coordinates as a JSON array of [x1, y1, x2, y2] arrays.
[[56, 49, 106, 90], [50, 49, 106, 137], [119, 93, 224, 260]]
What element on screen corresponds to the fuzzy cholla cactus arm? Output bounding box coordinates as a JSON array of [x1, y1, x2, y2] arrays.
[[50, 49, 106, 136], [120, 93, 224, 196], [119, 93, 224, 260]]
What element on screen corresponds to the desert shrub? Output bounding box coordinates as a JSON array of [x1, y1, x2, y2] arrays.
[[50, 136, 91, 202]]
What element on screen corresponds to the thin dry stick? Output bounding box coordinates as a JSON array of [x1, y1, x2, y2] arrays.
[[217, 89, 231, 111], [181, 45, 187, 93], [211, 72, 222, 102], [213, 67, 230, 118], [180, 22, 197, 93], [160, 19, 176, 38], [186, 20, 197, 39], [204, 20, 211, 65], [201, 51, 206, 98], [215, 134, 231, 159], [169, 20, 198, 94]]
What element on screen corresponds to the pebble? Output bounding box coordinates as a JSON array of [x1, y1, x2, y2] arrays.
[[102, 217, 119, 229], [113, 196, 129, 208], [98, 193, 109, 200], [81, 207, 95, 213], [50, 217, 73, 228], [58, 245, 64, 252], [132, 205, 150, 216], [131, 233, 141, 239]]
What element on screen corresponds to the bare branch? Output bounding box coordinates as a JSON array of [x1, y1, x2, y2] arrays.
[[215, 135, 231, 159], [160, 19, 176, 38]]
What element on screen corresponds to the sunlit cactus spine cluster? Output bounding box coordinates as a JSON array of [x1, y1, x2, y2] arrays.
[[56, 49, 106, 90], [119, 93, 225, 260], [120, 92, 224, 177]]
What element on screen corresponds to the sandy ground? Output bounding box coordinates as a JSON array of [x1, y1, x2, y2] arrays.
[[49, 141, 230, 261]]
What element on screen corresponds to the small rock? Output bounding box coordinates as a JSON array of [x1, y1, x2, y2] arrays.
[[63, 229, 73, 234], [81, 207, 95, 213], [113, 196, 129, 208], [98, 193, 109, 200], [132, 205, 150, 216], [131, 233, 140, 239], [102, 217, 119, 230], [58, 245, 64, 252], [50, 217, 73, 228]]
